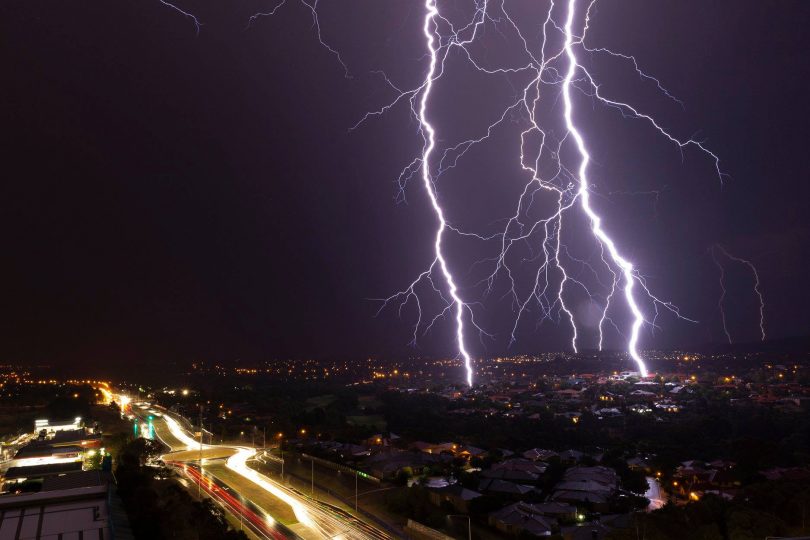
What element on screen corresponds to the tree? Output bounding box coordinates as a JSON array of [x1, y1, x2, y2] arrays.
[[119, 438, 167, 467]]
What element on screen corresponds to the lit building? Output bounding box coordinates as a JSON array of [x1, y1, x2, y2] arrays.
[[0, 471, 131, 539], [33, 417, 83, 436]]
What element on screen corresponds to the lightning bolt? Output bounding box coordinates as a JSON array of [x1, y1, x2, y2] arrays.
[[417, 0, 474, 386], [247, 0, 350, 77], [711, 244, 766, 343], [250, 1, 726, 384], [710, 246, 732, 344], [561, 0, 648, 376], [158, 0, 201, 35]]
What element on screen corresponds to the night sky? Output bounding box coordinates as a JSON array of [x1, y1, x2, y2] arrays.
[[2, 1, 809, 369]]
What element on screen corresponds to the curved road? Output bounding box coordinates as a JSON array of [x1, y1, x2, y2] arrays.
[[129, 401, 390, 540]]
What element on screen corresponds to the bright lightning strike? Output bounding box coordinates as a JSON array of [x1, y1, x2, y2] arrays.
[[417, 0, 474, 386], [250, 2, 728, 384], [366, 0, 725, 384], [561, 0, 648, 376]]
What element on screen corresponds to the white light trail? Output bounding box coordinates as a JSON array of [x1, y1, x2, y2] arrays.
[[161, 415, 316, 527], [226, 448, 315, 527]]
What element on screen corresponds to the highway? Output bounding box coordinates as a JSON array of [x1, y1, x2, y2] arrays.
[[178, 462, 293, 539], [128, 400, 391, 540]]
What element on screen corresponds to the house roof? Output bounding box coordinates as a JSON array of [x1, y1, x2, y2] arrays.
[[14, 444, 83, 459], [551, 490, 609, 505], [41, 470, 112, 491], [493, 458, 547, 475], [523, 448, 558, 461], [530, 502, 577, 516], [563, 466, 619, 487], [490, 502, 556, 535], [482, 468, 539, 483], [554, 480, 614, 494], [50, 429, 100, 444], [479, 478, 537, 495], [430, 484, 482, 501], [3, 461, 83, 480]]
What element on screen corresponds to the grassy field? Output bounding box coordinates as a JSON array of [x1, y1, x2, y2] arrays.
[[345, 415, 387, 430], [304, 395, 337, 411]]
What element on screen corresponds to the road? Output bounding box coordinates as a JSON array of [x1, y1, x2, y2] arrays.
[[645, 476, 666, 511], [180, 462, 293, 540], [128, 400, 390, 540]]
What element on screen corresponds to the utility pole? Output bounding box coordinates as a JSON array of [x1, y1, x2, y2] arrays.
[[448, 515, 471, 540], [262, 427, 266, 449], [355, 471, 358, 513], [311, 459, 314, 498], [198, 404, 203, 498]]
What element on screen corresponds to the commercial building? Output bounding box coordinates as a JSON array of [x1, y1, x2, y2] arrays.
[[0, 471, 132, 540]]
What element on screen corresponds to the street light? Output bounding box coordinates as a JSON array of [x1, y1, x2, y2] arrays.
[[276, 434, 285, 479], [447, 514, 472, 540]]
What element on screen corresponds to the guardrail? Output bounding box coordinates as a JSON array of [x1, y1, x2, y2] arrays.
[[275, 463, 400, 539], [300, 453, 381, 484], [405, 519, 454, 540]]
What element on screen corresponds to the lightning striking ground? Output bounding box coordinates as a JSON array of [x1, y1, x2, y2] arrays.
[[711, 244, 766, 343], [561, 0, 647, 376], [379, 0, 724, 382], [248, 2, 730, 383], [412, 0, 474, 386]]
